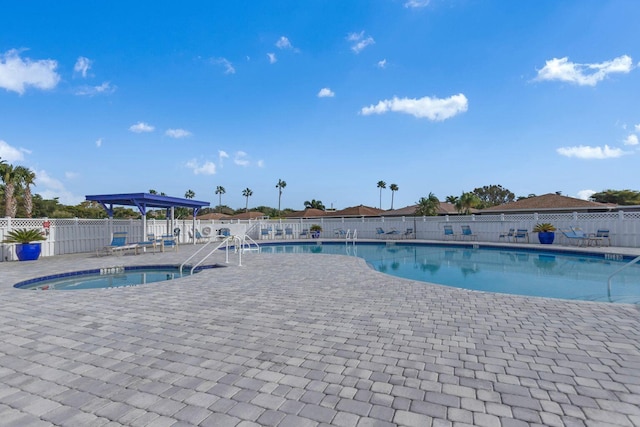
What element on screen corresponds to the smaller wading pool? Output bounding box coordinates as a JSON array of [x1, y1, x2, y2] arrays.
[[14, 265, 223, 291]]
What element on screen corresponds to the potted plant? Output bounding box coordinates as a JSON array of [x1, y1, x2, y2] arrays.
[[532, 223, 556, 244], [3, 228, 47, 261], [310, 224, 322, 238]]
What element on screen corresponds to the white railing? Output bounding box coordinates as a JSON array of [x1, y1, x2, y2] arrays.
[[2, 212, 640, 261]]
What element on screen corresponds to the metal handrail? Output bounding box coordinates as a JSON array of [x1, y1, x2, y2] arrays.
[[607, 255, 640, 301], [179, 236, 233, 274]]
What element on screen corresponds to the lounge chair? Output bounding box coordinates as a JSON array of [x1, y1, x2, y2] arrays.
[[513, 229, 529, 243], [443, 225, 457, 240], [101, 231, 139, 256], [499, 228, 515, 242], [137, 233, 161, 253], [460, 225, 477, 241], [274, 228, 284, 239], [334, 228, 347, 238], [160, 234, 178, 252], [285, 228, 294, 239], [260, 228, 271, 239], [376, 227, 398, 239], [559, 228, 590, 247]]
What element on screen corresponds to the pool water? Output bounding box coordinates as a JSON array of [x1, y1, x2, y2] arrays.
[[259, 243, 640, 304], [16, 266, 201, 290]]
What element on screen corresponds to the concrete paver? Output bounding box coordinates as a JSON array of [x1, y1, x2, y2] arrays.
[[0, 243, 639, 426]]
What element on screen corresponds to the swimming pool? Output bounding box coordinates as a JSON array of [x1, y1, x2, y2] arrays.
[[14, 265, 221, 290], [259, 242, 640, 304]]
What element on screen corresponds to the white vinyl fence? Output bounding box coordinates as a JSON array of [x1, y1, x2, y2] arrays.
[[1, 211, 640, 261]]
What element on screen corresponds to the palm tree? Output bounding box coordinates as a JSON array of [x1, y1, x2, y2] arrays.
[[415, 193, 440, 216], [0, 160, 18, 217], [445, 195, 458, 204], [184, 189, 195, 199], [215, 186, 226, 213], [276, 179, 286, 215], [455, 192, 481, 215], [304, 199, 325, 210], [242, 188, 253, 212], [377, 180, 386, 209], [15, 166, 36, 218], [389, 183, 399, 210]]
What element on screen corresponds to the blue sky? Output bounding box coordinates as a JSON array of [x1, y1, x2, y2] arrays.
[[1, 0, 639, 211]]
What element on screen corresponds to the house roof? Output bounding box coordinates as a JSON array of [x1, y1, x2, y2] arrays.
[[193, 212, 231, 220], [325, 205, 385, 217], [480, 193, 616, 213], [230, 211, 269, 220], [284, 208, 327, 218]]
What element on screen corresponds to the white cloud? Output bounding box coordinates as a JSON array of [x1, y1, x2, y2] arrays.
[[65, 171, 79, 179], [361, 94, 468, 121], [165, 128, 192, 138], [535, 55, 634, 86], [556, 144, 628, 159], [74, 56, 91, 77], [213, 58, 235, 74], [95, 138, 103, 148], [404, 0, 430, 7], [377, 59, 387, 69], [35, 169, 83, 205], [129, 122, 155, 133], [234, 151, 249, 166], [267, 53, 277, 64], [635, 124, 640, 132], [185, 159, 216, 175], [276, 36, 293, 50], [347, 31, 375, 54], [75, 81, 115, 96], [218, 150, 229, 167], [576, 189, 596, 200], [624, 134, 639, 146], [0, 140, 26, 162], [257, 160, 265, 168], [0, 49, 61, 94], [318, 87, 335, 98]]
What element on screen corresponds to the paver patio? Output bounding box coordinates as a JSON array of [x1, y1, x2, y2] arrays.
[[0, 243, 639, 426]]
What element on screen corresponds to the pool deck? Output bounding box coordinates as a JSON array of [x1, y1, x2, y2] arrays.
[[0, 240, 639, 426]]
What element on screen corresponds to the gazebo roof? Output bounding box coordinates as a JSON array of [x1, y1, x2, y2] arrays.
[[86, 193, 210, 216]]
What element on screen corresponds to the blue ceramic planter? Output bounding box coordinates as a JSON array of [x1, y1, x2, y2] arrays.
[[537, 232, 555, 245], [16, 243, 42, 261]]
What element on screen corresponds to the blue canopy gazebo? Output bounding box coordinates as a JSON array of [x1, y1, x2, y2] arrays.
[[85, 193, 210, 244]]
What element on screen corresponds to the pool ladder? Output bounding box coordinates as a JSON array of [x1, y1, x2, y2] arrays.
[[345, 229, 357, 245], [179, 235, 259, 274], [607, 255, 640, 302]]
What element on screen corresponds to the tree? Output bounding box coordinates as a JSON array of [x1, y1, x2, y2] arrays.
[[0, 160, 18, 217], [377, 180, 386, 209], [415, 193, 440, 216], [184, 189, 195, 199], [389, 183, 398, 210], [304, 199, 325, 210], [149, 189, 157, 194], [455, 192, 481, 214], [472, 184, 515, 208], [215, 186, 226, 213], [14, 166, 36, 218], [276, 179, 286, 215], [445, 195, 458, 205], [242, 188, 253, 212], [591, 189, 640, 205]]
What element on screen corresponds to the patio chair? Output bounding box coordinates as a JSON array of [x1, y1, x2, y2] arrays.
[[590, 229, 610, 247], [299, 228, 310, 238], [499, 228, 515, 242], [443, 225, 457, 240], [460, 225, 477, 241], [274, 228, 284, 239], [513, 229, 529, 243], [160, 234, 178, 252], [334, 228, 347, 238], [101, 231, 139, 256], [285, 228, 294, 239], [402, 228, 415, 239], [260, 228, 271, 239], [137, 233, 161, 253], [375, 227, 386, 238]]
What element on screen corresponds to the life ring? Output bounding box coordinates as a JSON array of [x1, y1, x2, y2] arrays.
[[202, 226, 212, 236], [173, 227, 181, 237]]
